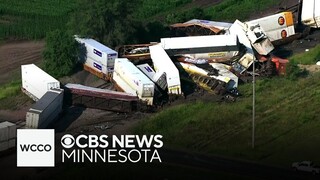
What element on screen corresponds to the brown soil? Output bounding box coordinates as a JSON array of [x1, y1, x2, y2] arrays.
[[0, 40, 45, 85], [0, 41, 45, 123], [299, 64, 320, 73]]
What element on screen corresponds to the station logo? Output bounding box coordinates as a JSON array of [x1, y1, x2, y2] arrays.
[[17, 129, 55, 167], [16, 130, 162, 166], [61, 134, 163, 163]]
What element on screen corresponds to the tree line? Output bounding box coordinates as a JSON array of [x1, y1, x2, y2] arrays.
[[42, 0, 206, 78], [43, 0, 133, 77]]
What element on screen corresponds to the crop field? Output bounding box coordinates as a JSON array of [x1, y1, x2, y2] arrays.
[[134, 0, 192, 19], [0, 0, 193, 40], [0, 0, 280, 40], [204, 0, 278, 21], [0, 0, 77, 39]]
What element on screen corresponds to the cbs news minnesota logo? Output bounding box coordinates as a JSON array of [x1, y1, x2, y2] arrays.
[[17, 129, 55, 167]]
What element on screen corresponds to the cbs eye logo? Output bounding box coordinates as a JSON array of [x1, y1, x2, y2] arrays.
[[61, 134, 75, 148]]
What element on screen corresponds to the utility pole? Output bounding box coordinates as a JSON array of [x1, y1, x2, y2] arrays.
[[252, 59, 255, 149]]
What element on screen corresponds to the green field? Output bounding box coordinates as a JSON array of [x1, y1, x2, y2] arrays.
[[290, 45, 320, 65], [133, 44, 320, 166], [133, 72, 320, 166], [0, 0, 193, 40], [0, 0, 281, 40], [204, 0, 278, 21], [0, 0, 77, 39], [134, 0, 192, 19]]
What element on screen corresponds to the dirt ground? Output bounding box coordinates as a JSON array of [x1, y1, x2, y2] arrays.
[[0, 41, 45, 85], [0, 41, 45, 123]]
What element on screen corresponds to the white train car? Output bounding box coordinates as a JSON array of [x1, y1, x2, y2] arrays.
[[113, 58, 155, 105], [160, 34, 239, 56], [301, 0, 320, 28], [21, 64, 60, 101], [229, 20, 256, 73], [75, 37, 118, 80], [247, 12, 296, 42], [137, 63, 167, 91], [149, 44, 182, 95], [0, 121, 16, 152]]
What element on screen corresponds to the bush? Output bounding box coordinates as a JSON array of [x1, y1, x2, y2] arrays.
[[286, 61, 308, 80], [165, 8, 207, 24], [43, 30, 81, 78]]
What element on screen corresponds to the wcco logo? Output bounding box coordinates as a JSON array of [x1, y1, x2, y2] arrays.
[[17, 129, 55, 167], [20, 144, 52, 152]]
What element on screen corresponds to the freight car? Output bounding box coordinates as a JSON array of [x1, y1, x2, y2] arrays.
[[149, 44, 182, 95], [64, 83, 139, 113], [26, 88, 64, 129], [75, 36, 118, 81], [301, 0, 320, 28], [113, 58, 155, 105], [247, 12, 296, 42], [21, 64, 60, 101], [0, 121, 16, 152]]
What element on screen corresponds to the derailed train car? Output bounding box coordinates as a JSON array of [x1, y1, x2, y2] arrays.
[[113, 58, 155, 105], [301, 0, 320, 28], [26, 88, 64, 129], [75, 36, 118, 80], [64, 83, 139, 112], [149, 44, 182, 95], [21, 64, 60, 101]]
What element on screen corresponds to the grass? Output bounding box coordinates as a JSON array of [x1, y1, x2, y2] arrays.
[[133, 73, 320, 167], [0, 0, 191, 40], [0, 0, 280, 40], [0, 80, 21, 100], [290, 44, 320, 65], [204, 0, 278, 22], [0, 0, 75, 16], [0, 0, 77, 39], [134, 0, 192, 19], [0, 80, 31, 110]]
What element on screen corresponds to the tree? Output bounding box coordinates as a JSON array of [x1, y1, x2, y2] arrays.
[[43, 30, 81, 78], [68, 0, 137, 48]]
